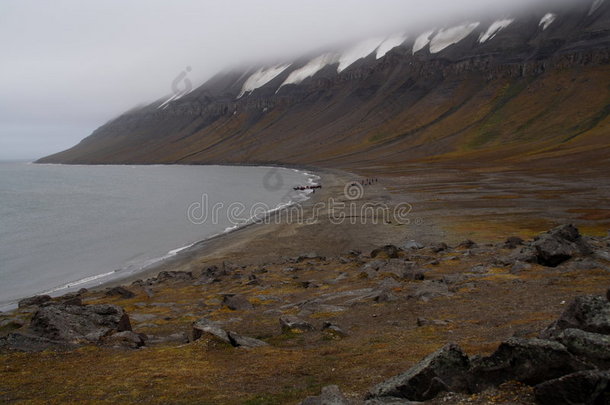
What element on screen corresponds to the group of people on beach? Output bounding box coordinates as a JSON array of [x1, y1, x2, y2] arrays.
[[293, 184, 322, 192], [359, 178, 378, 186]]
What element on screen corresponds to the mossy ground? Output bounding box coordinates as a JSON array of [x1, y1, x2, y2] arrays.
[[1, 166, 609, 404]]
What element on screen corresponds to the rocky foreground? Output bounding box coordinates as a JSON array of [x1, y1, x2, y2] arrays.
[[1, 224, 609, 404]]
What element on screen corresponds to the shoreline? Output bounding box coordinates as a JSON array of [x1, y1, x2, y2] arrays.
[[0, 164, 332, 311], [96, 166, 362, 289], [2, 163, 609, 404]]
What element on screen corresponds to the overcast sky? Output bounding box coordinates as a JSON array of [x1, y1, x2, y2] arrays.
[[0, 0, 574, 160]]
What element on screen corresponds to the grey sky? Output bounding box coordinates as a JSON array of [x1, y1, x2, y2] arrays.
[[0, 0, 573, 160]]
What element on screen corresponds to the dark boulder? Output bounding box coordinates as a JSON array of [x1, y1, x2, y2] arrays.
[[498, 246, 538, 266], [504, 236, 524, 249], [359, 260, 387, 279], [374, 289, 399, 303], [457, 240, 477, 249], [191, 319, 267, 348], [558, 328, 610, 367], [468, 338, 592, 391], [54, 293, 83, 306], [0, 332, 76, 352], [371, 245, 400, 259], [510, 261, 532, 274], [417, 318, 451, 327], [227, 331, 268, 348], [541, 295, 610, 339], [430, 243, 449, 253], [322, 321, 348, 339], [18, 295, 51, 308], [296, 252, 324, 263], [534, 370, 610, 405], [195, 265, 229, 284], [280, 315, 314, 333], [379, 261, 424, 281], [222, 294, 254, 311], [29, 304, 132, 344], [105, 286, 135, 299], [367, 343, 470, 402], [191, 318, 230, 344], [102, 331, 146, 349], [408, 280, 453, 302], [300, 385, 349, 405], [533, 224, 591, 267], [0, 318, 25, 331]]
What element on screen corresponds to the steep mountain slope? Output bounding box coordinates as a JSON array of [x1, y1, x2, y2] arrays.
[[38, 0, 610, 170]]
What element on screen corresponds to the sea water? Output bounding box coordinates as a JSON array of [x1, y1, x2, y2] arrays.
[[0, 162, 316, 309]]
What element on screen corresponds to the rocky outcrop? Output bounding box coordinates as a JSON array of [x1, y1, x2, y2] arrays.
[[1, 304, 136, 351], [500, 225, 595, 268], [366, 343, 471, 402], [29, 304, 132, 343], [18, 295, 51, 308], [557, 328, 610, 369], [467, 338, 592, 391], [365, 293, 610, 404], [532, 224, 592, 267], [541, 294, 610, 339], [534, 370, 610, 405]]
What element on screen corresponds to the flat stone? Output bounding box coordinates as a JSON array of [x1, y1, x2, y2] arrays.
[[280, 315, 314, 333], [227, 331, 268, 348], [191, 318, 230, 344]]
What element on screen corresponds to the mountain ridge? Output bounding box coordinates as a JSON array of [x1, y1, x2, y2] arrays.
[[38, 0, 610, 171]]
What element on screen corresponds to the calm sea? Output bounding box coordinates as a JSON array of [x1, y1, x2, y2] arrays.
[[0, 162, 316, 309]]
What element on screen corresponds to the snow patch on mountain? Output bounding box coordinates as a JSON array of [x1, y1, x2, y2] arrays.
[[337, 38, 384, 73], [429, 22, 480, 53], [279, 53, 340, 89], [539, 13, 556, 30], [238, 64, 291, 98], [158, 93, 179, 109], [158, 89, 192, 110], [376, 34, 408, 59], [413, 30, 435, 54], [479, 19, 514, 43], [590, 0, 605, 15]]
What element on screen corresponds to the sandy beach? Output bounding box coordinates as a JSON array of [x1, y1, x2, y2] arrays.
[[111, 166, 439, 288]]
